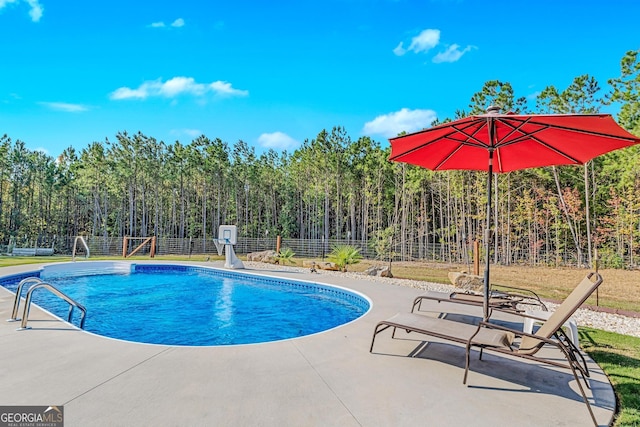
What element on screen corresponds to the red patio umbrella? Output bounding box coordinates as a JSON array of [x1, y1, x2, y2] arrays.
[[389, 106, 640, 319]]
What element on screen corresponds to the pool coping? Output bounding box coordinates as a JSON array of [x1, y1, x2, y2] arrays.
[[0, 260, 616, 426]]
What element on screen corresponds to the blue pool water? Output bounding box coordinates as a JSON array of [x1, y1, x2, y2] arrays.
[[1, 264, 370, 346]]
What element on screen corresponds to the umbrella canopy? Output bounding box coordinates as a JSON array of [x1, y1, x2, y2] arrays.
[[390, 110, 640, 172], [389, 108, 640, 319]]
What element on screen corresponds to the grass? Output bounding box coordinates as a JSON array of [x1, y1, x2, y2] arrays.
[[1, 254, 639, 425], [581, 328, 640, 426], [344, 260, 640, 313]]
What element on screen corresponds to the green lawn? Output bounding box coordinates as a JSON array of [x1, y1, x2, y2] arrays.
[[581, 328, 640, 426]]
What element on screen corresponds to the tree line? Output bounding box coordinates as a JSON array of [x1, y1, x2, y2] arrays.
[[2, 50, 640, 268]]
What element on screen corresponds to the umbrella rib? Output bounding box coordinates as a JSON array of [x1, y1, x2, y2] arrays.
[[494, 126, 548, 146], [494, 127, 582, 163], [493, 117, 537, 145], [552, 125, 639, 141], [433, 123, 492, 168], [496, 118, 621, 164], [499, 116, 640, 143], [448, 122, 490, 147], [527, 134, 582, 163], [388, 120, 487, 161], [495, 147, 503, 172], [433, 144, 465, 169]]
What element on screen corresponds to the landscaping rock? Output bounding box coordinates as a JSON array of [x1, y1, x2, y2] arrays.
[[379, 266, 393, 278], [303, 260, 339, 271], [317, 262, 340, 271], [247, 250, 278, 264], [448, 272, 483, 292], [364, 266, 380, 276], [363, 265, 393, 277]]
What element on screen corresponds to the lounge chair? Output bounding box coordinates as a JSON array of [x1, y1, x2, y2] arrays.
[[411, 284, 547, 315], [370, 272, 603, 426]]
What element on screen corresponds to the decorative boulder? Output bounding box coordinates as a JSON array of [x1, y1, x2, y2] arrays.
[[316, 262, 340, 271], [363, 265, 393, 277], [364, 266, 380, 276], [448, 272, 484, 292], [379, 266, 393, 278], [247, 250, 279, 264]]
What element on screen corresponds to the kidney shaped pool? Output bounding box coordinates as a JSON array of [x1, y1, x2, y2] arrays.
[[1, 262, 370, 346]]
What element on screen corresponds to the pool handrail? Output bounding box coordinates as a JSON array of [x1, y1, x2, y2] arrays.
[[8, 277, 43, 322], [72, 236, 90, 261], [19, 282, 87, 330]]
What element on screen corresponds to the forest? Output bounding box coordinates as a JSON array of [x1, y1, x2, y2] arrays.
[[1, 50, 640, 269]]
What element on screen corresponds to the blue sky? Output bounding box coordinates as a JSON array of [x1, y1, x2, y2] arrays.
[[1, 0, 639, 158]]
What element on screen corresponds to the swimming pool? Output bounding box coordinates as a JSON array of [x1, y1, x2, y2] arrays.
[[1, 262, 370, 346]]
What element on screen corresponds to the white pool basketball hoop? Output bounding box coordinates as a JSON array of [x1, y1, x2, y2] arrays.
[[214, 225, 244, 269]]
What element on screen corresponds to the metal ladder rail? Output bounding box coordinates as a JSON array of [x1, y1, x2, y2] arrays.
[[19, 282, 87, 330], [72, 236, 90, 261], [8, 277, 43, 322]]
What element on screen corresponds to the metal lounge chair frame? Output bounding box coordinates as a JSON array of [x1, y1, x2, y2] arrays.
[[370, 272, 603, 426], [412, 283, 547, 315]]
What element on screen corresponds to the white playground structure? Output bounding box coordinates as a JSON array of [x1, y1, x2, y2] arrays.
[[214, 225, 245, 269]]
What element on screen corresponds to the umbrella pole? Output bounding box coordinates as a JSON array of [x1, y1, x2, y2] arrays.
[[483, 150, 494, 321]]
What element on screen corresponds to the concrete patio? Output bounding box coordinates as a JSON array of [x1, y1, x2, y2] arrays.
[[0, 261, 616, 426]]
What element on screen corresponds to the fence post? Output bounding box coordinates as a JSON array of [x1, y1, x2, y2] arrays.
[[276, 235, 281, 253], [473, 240, 480, 276], [122, 237, 128, 258]]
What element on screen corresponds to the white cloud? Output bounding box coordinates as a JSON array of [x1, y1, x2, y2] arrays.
[[362, 108, 437, 138], [162, 76, 205, 96], [110, 77, 249, 100], [39, 102, 88, 112], [257, 132, 299, 151], [394, 29, 440, 56], [26, 0, 41, 21], [394, 29, 475, 63], [110, 86, 147, 100], [0, 0, 43, 22], [393, 42, 406, 56], [432, 44, 475, 63], [149, 18, 184, 28], [408, 29, 440, 53], [209, 81, 249, 97]]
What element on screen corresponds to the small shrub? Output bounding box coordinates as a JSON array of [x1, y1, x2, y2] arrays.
[[328, 244, 363, 272], [276, 247, 296, 265], [597, 248, 625, 269]]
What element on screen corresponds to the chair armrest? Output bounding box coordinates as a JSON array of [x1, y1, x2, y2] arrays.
[[490, 284, 547, 310], [476, 320, 557, 347]]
